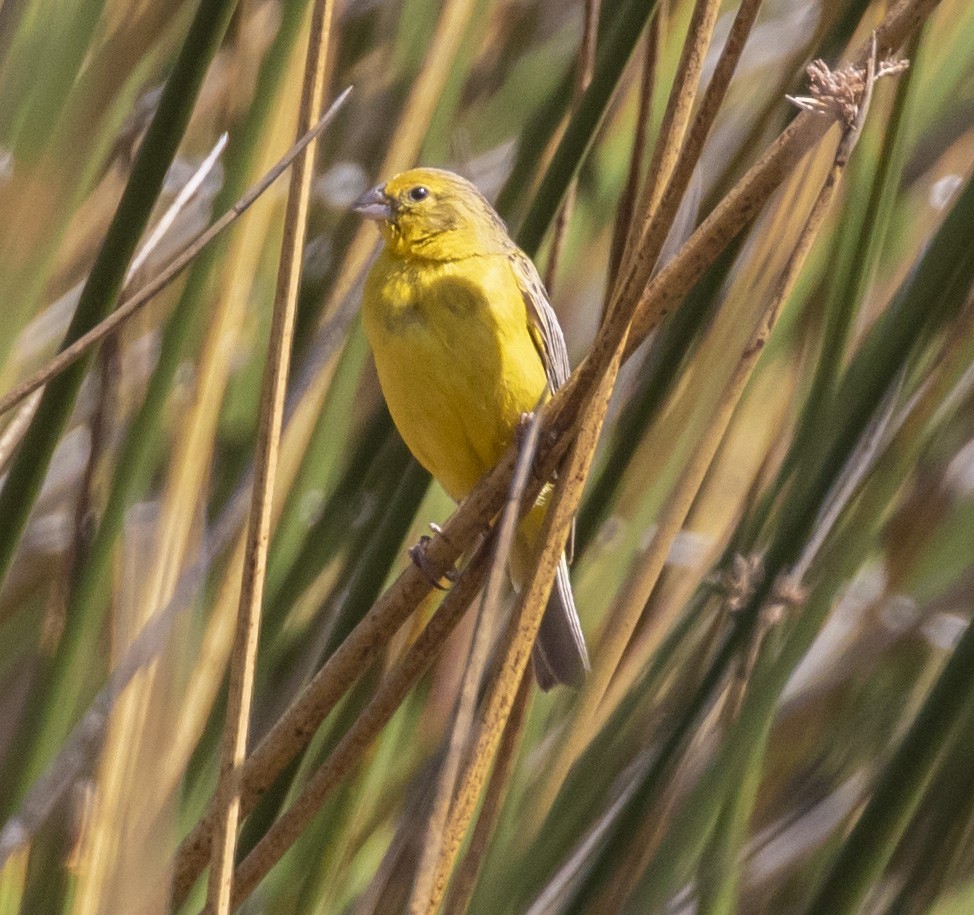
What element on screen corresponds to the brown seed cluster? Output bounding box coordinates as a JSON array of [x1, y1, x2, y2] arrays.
[[788, 56, 910, 127]]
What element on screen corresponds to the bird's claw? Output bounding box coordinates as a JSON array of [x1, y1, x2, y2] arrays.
[[409, 533, 457, 590]]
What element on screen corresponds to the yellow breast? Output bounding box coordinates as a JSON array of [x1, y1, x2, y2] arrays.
[[361, 250, 548, 501]]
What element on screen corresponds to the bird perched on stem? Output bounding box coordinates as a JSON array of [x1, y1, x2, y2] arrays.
[[353, 167, 589, 689]]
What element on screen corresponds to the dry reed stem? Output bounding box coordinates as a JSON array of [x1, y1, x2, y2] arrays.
[[611, 0, 755, 327], [590, 41, 885, 912], [206, 3, 335, 910], [625, 0, 721, 251], [170, 0, 936, 897], [0, 93, 351, 420], [169, 470, 498, 904], [444, 666, 533, 915], [151, 73, 308, 812], [428, 326, 631, 910], [606, 11, 661, 297], [409, 400, 545, 913], [530, 0, 772, 823], [666, 0, 766, 212], [624, 0, 935, 352], [544, 0, 600, 293], [210, 543, 494, 913]]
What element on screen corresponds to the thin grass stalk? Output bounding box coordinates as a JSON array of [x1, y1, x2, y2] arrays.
[[1, 14, 330, 806], [613, 0, 759, 326], [762, 27, 924, 522], [206, 3, 335, 909], [695, 733, 766, 915], [146, 65, 315, 828], [0, 393, 40, 474], [572, 50, 892, 912], [409, 401, 545, 913], [0, 0, 238, 591], [443, 667, 533, 915], [0, 99, 348, 420], [170, 0, 937, 896], [605, 10, 661, 299], [515, 0, 662, 256], [544, 0, 600, 293], [0, 0, 241, 820], [617, 0, 721, 283], [429, 326, 632, 911], [532, 0, 766, 826], [724, 94, 971, 656], [214, 543, 495, 913]]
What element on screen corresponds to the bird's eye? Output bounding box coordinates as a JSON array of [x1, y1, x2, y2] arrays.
[[408, 186, 429, 202]]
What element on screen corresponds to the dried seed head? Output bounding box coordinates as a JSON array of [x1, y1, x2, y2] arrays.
[[787, 56, 909, 127], [711, 553, 765, 614]]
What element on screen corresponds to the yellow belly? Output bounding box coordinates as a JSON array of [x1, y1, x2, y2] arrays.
[[362, 251, 548, 501]]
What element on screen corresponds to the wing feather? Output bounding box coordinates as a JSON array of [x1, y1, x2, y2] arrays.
[[509, 250, 570, 393], [509, 249, 576, 562]]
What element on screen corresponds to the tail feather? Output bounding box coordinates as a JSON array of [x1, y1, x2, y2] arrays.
[[531, 556, 589, 691]]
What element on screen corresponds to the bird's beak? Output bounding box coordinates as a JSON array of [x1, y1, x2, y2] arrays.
[[351, 184, 393, 221]]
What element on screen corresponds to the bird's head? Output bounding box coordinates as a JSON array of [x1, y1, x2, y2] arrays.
[[352, 168, 511, 260]]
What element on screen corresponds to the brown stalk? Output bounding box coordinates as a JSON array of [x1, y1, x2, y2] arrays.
[[530, 0, 771, 816], [0, 92, 351, 420], [606, 10, 661, 296], [430, 13, 906, 898], [409, 401, 545, 913], [169, 0, 937, 896], [443, 666, 533, 915], [205, 3, 335, 911], [611, 0, 761, 327], [428, 318, 632, 910], [210, 543, 495, 913], [595, 40, 887, 911], [544, 0, 600, 293], [625, 0, 721, 248], [625, 0, 933, 353]]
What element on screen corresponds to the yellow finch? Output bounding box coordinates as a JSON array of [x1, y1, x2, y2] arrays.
[[353, 168, 589, 689]]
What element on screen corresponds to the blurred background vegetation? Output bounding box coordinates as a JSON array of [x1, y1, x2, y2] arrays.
[[0, 0, 972, 912]]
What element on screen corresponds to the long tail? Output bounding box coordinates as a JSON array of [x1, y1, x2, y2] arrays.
[[511, 493, 589, 690], [531, 555, 590, 690]]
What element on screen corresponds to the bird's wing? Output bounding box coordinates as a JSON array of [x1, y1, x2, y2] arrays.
[[509, 250, 570, 393], [510, 249, 575, 562]]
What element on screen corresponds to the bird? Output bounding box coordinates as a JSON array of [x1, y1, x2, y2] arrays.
[[352, 167, 589, 689]]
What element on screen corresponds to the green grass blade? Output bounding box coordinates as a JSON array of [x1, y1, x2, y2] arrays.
[[0, 0, 241, 817]]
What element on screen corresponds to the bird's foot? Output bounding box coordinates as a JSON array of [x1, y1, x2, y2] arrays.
[[409, 525, 459, 590]]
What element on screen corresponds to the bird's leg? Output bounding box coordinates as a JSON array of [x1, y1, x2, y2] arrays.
[[408, 523, 459, 590]]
